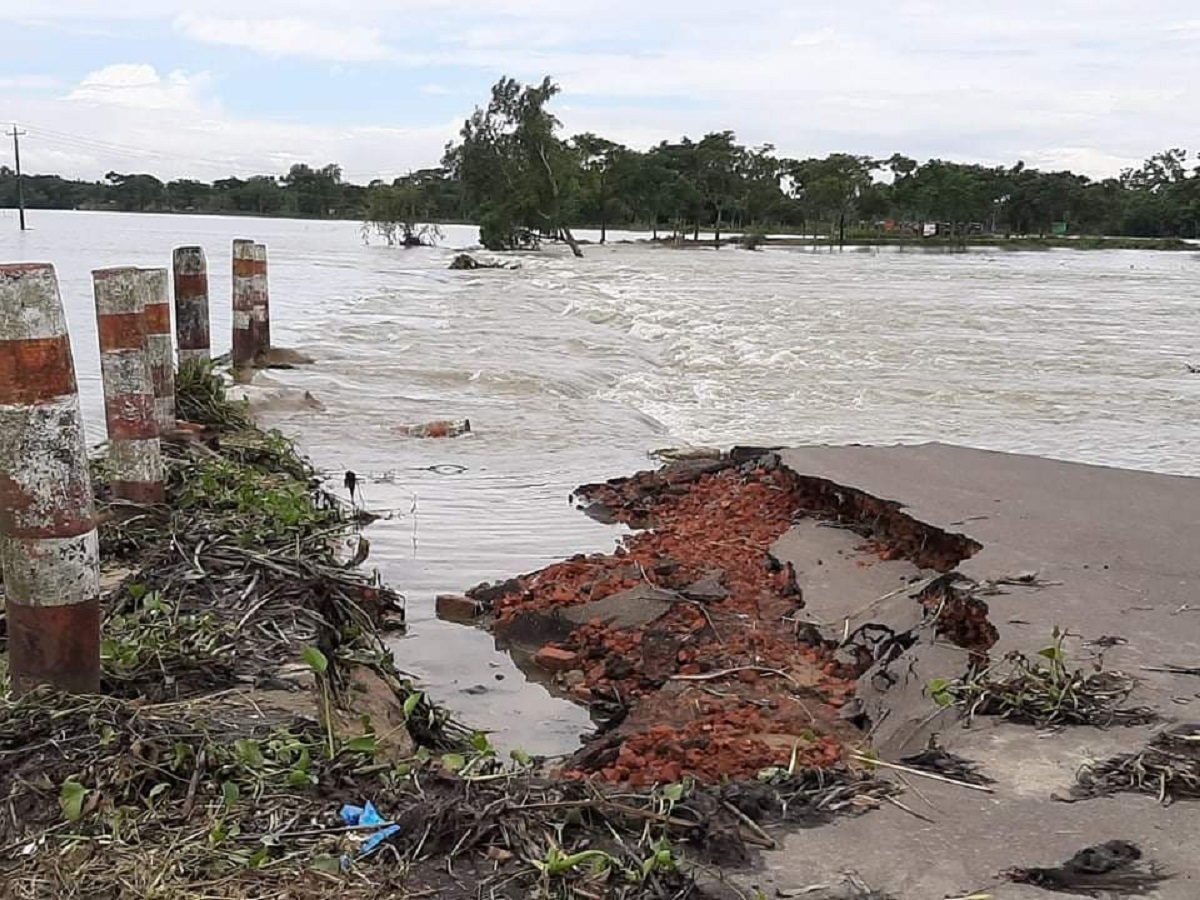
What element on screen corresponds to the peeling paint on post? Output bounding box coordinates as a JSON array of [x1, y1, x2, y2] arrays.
[[251, 242, 271, 361], [93, 266, 164, 505], [231, 239, 256, 370], [0, 262, 102, 695], [173, 246, 209, 368], [141, 267, 176, 432]]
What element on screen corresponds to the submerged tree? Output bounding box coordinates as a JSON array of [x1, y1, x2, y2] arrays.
[[444, 76, 584, 256], [361, 182, 443, 247]]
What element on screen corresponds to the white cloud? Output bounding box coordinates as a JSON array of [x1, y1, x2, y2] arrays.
[[0, 63, 454, 182], [1, 1, 1197, 179], [67, 64, 212, 111], [174, 12, 393, 62]]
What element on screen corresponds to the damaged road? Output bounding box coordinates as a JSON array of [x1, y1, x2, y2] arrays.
[[456, 442, 1200, 899]]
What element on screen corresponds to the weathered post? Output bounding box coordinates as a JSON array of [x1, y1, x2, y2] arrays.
[[251, 242, 271, 362], [141, 267, 175, 432], [0, 263, 101, 694], [93, 266, 164, 504], [172, 246, 210, 368], [231, 239, 256, 370]]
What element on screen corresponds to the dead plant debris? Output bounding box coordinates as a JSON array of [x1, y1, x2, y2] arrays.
[[1003, 840, 1171, 897], [929, 630, 1156, 729], [1073, 723, 1200, 804]]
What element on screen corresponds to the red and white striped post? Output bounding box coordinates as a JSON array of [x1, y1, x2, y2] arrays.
[[141, 267, 175, 432], [172, 246, 209, 368], [0, 263, 101, 694], [92, 266, 164, 504], [251, 242, 271, 361], [231, 239, 256, 370]]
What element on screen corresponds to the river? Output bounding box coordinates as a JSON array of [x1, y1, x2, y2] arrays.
[[3, 209, 1198, 753]]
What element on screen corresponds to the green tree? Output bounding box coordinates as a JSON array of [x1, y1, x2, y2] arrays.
[[282, 163, 343, 217], [104, 172, 165, 211], [444, 75, 584, 256], [362, 182, 443, 246], [695, 131, 743, 247], [789, 154, 877, 245]]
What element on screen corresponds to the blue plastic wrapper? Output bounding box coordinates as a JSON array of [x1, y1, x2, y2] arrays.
[[338, 801, 400, 861]]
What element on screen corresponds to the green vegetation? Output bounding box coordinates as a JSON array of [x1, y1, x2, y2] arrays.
[[928, 629, 1156, 729], [5, 77, 1199, 249]]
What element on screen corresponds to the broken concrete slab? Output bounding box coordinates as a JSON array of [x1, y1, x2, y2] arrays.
[[495, 584, 678, 649], [681, 570, 729, 603]]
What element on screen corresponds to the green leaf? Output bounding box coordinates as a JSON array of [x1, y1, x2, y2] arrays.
[[247, 847, 270, 869], [470, 732, 493, 754], [402, 692, 423, 719], [1038, 646, 1064, 663], [509, 748, 531, 767], [662, 782, 684, 803], [933, 691, 954, 708], [235, 740, 264, 768], [441, 753, 466, 773], [301, 646, 329, 675], [221, 781, 240, 807], [287, 769, 315, 788], [342, 736, 378, 755], [310, 856, 342, 875], [60, 779, 89, 822], [927, 678, 950, 695]]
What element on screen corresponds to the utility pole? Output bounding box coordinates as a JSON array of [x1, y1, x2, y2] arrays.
[[6, 124, 27, 230]]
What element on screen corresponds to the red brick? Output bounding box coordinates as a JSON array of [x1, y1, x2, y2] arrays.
[[435, 594, 480, 622], [534, 645, 580, 672]]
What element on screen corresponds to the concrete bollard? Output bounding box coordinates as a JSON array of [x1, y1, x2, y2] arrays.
[[251, 242, 271, 361], [0, 263, 102, 694], [141, 267, 175, 432], [231, 239, 256, 370], [172, 246, 210, 368], [93, 266, 164, 504]]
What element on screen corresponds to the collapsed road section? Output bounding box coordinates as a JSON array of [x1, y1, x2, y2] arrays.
[[458, 443, 1200, 899], [463, 449, 989, 787]]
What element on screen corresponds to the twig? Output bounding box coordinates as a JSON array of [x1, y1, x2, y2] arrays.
[[180, 747, 206, 818], [883, 793, 935, 824], [850, 753, 995, 793], [719, 800, 777, 849], [1142, 664, 1200, 676], [669, 667, 797, 685]]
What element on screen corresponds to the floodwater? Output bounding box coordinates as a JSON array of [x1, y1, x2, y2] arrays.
[[3, 209, 1198, 754]]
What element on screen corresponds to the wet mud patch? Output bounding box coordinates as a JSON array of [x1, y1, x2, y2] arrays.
[[466, 452, 992, 787]]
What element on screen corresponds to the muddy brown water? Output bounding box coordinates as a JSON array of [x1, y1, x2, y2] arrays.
[[5, 209, 1198, 756]]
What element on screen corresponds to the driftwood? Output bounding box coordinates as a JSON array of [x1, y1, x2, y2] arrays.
[[448, 253, 515, 271]]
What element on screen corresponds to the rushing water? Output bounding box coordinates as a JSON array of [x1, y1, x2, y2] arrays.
[[3, 209, 1198, 753]]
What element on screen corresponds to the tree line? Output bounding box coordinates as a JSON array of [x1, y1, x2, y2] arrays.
[[4, 76, 1199, 249]]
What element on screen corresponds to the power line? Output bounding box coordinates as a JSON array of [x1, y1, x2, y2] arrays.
[[5, 124, 27, 230], [20, 124, 273, 179]]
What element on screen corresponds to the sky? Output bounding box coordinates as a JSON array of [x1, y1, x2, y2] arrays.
[[0, 1, 1196, 183]]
